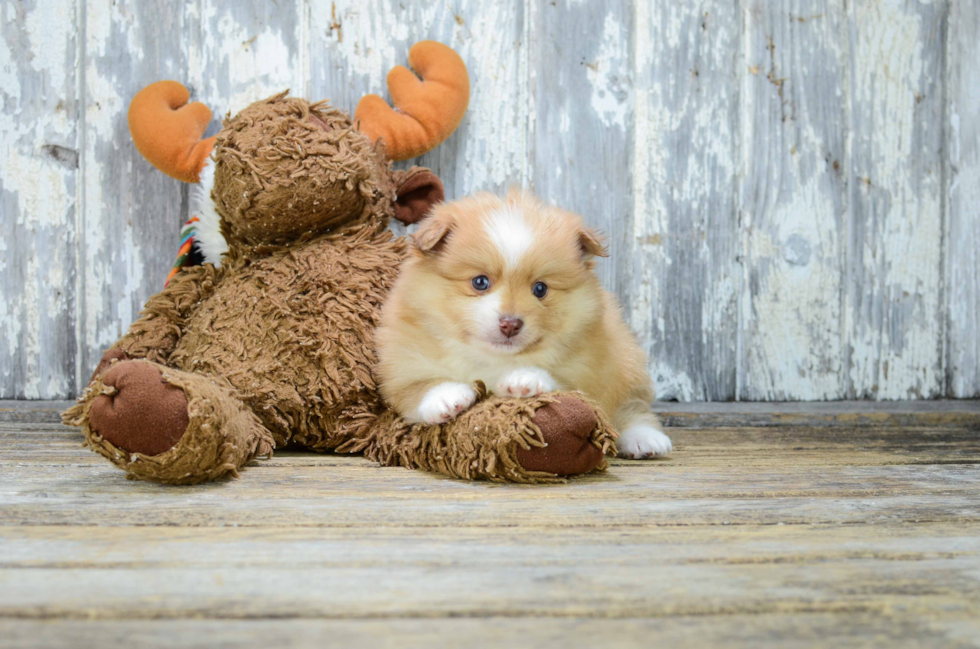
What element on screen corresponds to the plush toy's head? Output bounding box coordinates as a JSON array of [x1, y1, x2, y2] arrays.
[[210, 95, 391, 248], [127, 42, 469, 266]]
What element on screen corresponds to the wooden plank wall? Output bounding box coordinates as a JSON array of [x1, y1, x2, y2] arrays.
[[1, 0, 977, 401]]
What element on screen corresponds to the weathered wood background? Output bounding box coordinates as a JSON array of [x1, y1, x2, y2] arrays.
[[1, 0, 978, 401]]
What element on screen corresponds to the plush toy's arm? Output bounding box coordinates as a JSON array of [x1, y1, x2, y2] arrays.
[[106, 264, 222, 370], [338, 392, 616, 483]]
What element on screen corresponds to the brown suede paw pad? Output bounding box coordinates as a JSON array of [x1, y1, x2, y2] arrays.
[[89, 361, 190, 456], [517, 395, 604, 476]]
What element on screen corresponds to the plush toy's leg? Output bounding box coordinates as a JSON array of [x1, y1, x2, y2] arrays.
[[63, 359, 274, 484], [340, 392, 617, 483]]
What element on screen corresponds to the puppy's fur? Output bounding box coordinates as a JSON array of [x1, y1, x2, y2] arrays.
[[376, 192, 671, 458]]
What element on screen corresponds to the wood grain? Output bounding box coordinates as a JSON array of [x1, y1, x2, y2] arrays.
[[530, 0, 635, 310], [740, 0, 848, 400], [0, 0, 78, 399], [4, 421, 980, 467], [188, 0, 304, 117], [3, 423, 979, 529], [945, 0, 980, 398], [2, 0, 978, 401], [1, 615, 978, 649], [1, 524, 979, 620], [76, 0, 191, 388], [8, 398, 980, 426], [1, 406, 980, 647], [845, 0, 947, 399], [632, 0, 740, 401]]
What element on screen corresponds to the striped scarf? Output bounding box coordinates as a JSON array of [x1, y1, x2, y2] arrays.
[[166, 216, 199, 286]]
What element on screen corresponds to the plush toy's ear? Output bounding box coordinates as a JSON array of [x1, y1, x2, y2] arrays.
[[356, 41, 470, 161], [578, 227, 608, 259], [128, 81, 216, 183], [412, 210, 454, 254], [393, 167, 444, 225]]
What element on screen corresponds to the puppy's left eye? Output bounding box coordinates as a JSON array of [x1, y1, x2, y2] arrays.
[[532, 282, 548, 299]]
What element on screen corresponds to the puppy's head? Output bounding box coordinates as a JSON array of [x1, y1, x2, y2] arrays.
[[409, 191, 608, 355]]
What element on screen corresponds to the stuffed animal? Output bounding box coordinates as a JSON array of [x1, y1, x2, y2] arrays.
[[63, 42, 615, 484]]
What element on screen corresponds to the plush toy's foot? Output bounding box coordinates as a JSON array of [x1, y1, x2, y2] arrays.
[[345, 391, 616, 483], [89, 360, 189, 456], [63, 360, 274, 484], [90, 348, 130, 383], [516, 395, 605, 476]]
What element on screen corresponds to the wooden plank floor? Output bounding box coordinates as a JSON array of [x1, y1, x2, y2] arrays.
[[1, 401, 979, 648]]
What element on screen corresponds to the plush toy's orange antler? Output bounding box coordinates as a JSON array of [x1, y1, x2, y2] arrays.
[[355, 41, 470, 162], [128, 81, 216, 183]]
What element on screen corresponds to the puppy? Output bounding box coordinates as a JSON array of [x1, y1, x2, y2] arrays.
[[376, 191, 671, 458]]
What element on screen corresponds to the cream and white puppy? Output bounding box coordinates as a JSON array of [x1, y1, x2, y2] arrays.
[[375, 191, 671, 458]]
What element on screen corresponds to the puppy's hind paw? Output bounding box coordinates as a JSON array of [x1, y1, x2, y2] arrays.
[[416, 382, 478, 425], [617, 424, 672, 459]]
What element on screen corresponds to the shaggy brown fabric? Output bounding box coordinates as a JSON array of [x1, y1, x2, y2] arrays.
[[114, 263, 225, 364], [62, 88, 615, 485], [212, 94, 395, 249], [64, 360, 274, 484], [89, 361, 190, 456], [170, 222, 405, 449], [339, 389, 616, 483]]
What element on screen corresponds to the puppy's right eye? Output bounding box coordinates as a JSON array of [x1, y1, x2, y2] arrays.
[[471, 275, 491, 291]]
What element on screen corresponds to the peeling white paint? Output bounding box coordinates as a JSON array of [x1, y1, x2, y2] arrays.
[[326, 0, 413, 91], [0, 31, 19, 103], [2, 147, 72, 230], [21, 253, 42, 399], [22, 0, 71, 96], [450, 1, 530, 189], [630, 84, 665, 348], [852, 2, 925, 202], [84, 51, 124, 142], [587, 12, 630, 130], [115, 230, 145, 334], [1, 0, 77, 398], [946, 0, 980, 397], [651, 361, 697, 403], [632, 0, 739, 401], [848, 0, 944, 399], [743, 178, 843, 399], [1, 0, 968, 401], [739, 3, 848, 401], [212, 22, 298, 114]]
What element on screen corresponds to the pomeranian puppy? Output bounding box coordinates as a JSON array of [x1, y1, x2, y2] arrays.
[[376, 191, 671, 458]]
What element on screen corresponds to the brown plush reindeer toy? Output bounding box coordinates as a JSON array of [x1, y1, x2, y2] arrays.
[[64, 42, 615, 484]]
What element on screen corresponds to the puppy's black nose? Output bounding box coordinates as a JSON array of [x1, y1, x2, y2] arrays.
[[499, 316, 524, 338]]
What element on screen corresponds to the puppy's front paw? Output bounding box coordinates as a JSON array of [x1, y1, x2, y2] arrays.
[[617, 424, 673, 459], [496, 367, 558, 398], [416, 382, 477, 425]]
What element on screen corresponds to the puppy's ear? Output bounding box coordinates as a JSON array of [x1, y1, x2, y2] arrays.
[[578, 227, 608, 259], [412, 211, 454, 254]]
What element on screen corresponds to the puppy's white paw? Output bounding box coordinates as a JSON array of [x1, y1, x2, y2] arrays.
[[496, 367, 558, 398], [617, 424, 673, 458], [416, 382, 477, 424]]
